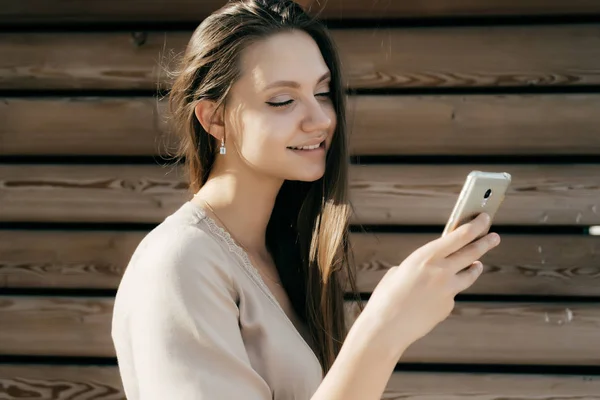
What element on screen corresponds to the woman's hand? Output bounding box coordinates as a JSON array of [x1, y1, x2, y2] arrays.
[[359, 212, 500, 355]]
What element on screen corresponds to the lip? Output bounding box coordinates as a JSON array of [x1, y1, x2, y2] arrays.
[[287, 140, 326, 150], [287, 140, 326, 152]]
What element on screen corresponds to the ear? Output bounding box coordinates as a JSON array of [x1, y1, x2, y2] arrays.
[[194, 99, 225, 141]]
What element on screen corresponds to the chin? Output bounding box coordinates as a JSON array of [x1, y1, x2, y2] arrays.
[[287, 168, 326, 182], [284, 166, 325, 182]]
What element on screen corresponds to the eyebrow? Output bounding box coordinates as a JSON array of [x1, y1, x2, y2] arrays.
[[263, 71, 331, 91]]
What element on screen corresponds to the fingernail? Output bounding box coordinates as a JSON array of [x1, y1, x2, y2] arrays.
[[490, 233, 500, 244]]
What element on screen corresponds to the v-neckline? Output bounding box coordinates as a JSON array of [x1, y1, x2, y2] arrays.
[[184, 201, 322, 370]]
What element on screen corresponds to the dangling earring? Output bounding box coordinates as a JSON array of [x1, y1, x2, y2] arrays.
[[219, 137, 226, 155]]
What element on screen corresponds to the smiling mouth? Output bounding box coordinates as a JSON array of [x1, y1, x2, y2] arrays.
[[286, 141, 325, 151]]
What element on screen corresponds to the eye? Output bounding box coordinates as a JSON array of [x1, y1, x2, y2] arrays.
[[266, 99, 294, 108], [266, 91, 331, 108]]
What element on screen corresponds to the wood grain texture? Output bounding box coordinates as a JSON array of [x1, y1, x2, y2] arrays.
[[0, 230, 142, 289], [0, 164, 188, 224], [1, 164, 599, 225], [302, 0, 600, 19], [0, 365, 124, 400], [1, 365, 600, 400], [0, 32, 184, 90], [346, 301, 600, 365], [349, 164, 600, 225], [0, 97, 174, 156], [383, 371, 600, 399], [334, 25, 600, 89], [2, 296, 600, 365], [2, 0, 600, 24], [2, 25, 600, 90], [4, 94, 600, 156], [2, 230, 600, 297], [0, 297, 115, 357], [345, 94, 600, 155], [350, 233, 600, 295]]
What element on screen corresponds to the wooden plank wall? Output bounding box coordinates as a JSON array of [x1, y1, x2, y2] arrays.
[[2, 1, 600, 399]]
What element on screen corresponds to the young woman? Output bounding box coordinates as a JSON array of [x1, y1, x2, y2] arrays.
[[111, 1, 501, 399]]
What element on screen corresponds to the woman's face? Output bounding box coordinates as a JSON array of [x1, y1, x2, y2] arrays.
[[223, 30, 336, 182]]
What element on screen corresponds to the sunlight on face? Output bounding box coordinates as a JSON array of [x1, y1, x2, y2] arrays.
[[225, 30, 336, 182]]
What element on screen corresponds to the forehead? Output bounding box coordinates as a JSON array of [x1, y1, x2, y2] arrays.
[[237, 30, 330, 91]]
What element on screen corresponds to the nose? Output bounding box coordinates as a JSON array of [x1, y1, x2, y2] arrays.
[[301, 100, 332, 133]]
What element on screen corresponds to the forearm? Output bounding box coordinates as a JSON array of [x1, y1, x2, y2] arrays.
[[310, 312, 408, 400]]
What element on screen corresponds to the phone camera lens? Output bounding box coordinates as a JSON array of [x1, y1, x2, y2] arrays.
[[484, 189, 492, 199]]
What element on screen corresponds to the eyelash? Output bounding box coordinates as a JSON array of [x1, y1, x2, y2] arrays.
[[267, 92, 331, 108]]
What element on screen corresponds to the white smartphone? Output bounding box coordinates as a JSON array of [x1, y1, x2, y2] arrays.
[[442, 171, 512, 240]]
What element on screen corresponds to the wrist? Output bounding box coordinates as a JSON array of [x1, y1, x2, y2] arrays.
[[346, 308, 410, 363]]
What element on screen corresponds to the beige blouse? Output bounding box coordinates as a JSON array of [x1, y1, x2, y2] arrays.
[[111, 201, 324, 400]]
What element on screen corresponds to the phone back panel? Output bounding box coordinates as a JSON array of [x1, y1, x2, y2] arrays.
[[442, 171, 511, 238]]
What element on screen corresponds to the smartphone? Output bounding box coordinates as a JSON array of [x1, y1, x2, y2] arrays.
[[442, 171, 511, 239]]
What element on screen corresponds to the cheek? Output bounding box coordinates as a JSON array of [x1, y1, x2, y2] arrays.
[[237, 111, 288, 156], [326, 106, 337, 145], [329, 107, 337, 131]]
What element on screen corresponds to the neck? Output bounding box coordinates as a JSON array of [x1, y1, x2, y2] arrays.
[[193, 164, 283, 254]]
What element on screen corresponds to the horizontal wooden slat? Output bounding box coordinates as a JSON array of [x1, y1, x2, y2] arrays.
[[3, 25, 600, 90], [304, 0, 600, 19], [351, 233, 600, 295], [2, 365, 600, 400], [1, 164, 599, 225], [2, 230, 600, 296], [0, 365, 125, 400], [0, 297, 115, 357], [4, 94, 600, 156], [0, 32, 178, 90], [0, 231, 140, 290], [383, 372, 600, 399], [346, 94, 600, 155], [336, 25, 600, 89], [349, 164, 600, 225], [2, 0, 600, 25], [0, 98, 173, 156], [374, 302, 600, 365], [2, 296, 599, 365]]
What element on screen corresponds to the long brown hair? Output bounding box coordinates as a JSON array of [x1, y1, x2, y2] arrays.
[[166, 0, 360, 375]]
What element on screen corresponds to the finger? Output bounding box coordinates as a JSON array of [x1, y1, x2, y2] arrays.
[[430, 213, 491, 257], [446, 233, 500, 274], [452, 261, 483, 294]]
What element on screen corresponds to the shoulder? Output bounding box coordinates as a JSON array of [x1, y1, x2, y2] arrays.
[[132, 202, 231, 269], [113, 204, 237, 316], [133, 218, 232, 282]]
